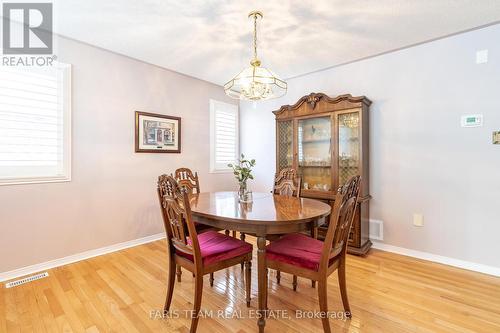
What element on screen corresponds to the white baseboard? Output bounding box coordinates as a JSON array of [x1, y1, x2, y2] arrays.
[[372, 241, 500, 277], [3, 234, 499, 283], [0, 233, 166, 283]]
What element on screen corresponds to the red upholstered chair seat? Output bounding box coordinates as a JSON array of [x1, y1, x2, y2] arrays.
[[177, 231, 253, 265], [266, 233, 326, 271]]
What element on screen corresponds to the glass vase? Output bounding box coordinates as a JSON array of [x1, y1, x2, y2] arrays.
[[238, 182, 252, 203]]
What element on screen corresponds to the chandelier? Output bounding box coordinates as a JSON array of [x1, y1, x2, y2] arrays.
[[224, 11, 287, 101]]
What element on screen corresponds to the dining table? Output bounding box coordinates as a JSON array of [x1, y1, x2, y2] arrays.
[[189, 191, 332, 332]]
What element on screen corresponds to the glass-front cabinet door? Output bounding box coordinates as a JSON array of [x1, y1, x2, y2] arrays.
[[276, 120, 293, 171], [297, 116, 332, 192], [338, 112, 360, 186], [274, 93, 371, 256]]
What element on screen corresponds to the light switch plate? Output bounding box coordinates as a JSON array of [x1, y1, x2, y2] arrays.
[[494, 131, 500, 144], [461, 114, 483, 127], [476, 49, 488, 64]]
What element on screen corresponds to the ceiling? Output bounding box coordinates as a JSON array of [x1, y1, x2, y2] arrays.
[[54, 0, 500, 85]]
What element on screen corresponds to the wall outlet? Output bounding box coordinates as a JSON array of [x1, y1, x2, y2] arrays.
[[413, 214, 424, 227], [476, 49, 488, 64], [369, 219, 384, 241]]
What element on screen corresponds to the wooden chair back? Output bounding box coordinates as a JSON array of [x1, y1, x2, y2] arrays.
[[321, 176, 361, 267], [173, 168, 200, 194], [157, 175, 202, 266], [273, 168, 301, 197]]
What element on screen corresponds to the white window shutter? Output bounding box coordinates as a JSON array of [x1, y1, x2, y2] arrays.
[[210, 100, 238, 172], [0, 64, 71, 185]]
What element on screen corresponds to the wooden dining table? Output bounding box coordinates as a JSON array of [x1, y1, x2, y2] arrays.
[[189, 191, 331, 332]]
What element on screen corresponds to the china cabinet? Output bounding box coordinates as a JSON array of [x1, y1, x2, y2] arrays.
[[274, 93, 372, 255]]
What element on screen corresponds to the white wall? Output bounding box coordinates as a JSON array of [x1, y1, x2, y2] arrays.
[[240, 24, 500, 268], [0, 36, 237, 273]]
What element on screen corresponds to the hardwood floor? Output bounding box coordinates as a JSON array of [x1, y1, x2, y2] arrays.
[[2, 235, 500, 333]]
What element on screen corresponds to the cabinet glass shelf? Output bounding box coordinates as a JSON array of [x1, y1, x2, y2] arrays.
[[299, 165, 331, 168], [301, 138, 331, 143], [298, 116, 332, 192]]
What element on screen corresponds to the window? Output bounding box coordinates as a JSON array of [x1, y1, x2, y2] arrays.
[[210, 99, 238, 172], [0, 63, 71, 185]]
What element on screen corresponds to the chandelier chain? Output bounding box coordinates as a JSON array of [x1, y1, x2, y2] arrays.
[[253, 14, 258, 60]]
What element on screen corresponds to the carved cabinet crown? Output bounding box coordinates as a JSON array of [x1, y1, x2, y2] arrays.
[[273, 93, 371, 119]]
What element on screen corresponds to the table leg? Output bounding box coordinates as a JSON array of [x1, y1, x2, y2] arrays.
[[257, 236, 267, 333], [311, 222, 318, 239]]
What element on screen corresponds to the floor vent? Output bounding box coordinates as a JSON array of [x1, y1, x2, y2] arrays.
[[369, 219, 384, 241], [5, 272, 49, 288]]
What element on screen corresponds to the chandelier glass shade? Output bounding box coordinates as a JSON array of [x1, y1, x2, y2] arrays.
[[224, 11, 287, 101]]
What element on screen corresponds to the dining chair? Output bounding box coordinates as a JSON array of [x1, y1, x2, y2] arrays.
[[173, 167, 200, 194], [273, 167, 301, 197], [173, 167, 226, 237], [157, 175, 253, 333], [270, 168, 305, 288], [172, 167, 225, 281], [264, 175, 361, 333], [238, 167, 302, 276]]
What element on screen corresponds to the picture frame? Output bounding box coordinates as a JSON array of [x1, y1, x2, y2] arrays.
[[135, 111, 181, 153], [493, 131, 500, 145]]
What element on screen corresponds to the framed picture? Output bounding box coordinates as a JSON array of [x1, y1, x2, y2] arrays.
[[494, 131, 500, 145], [135, 111, 181, 153]]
